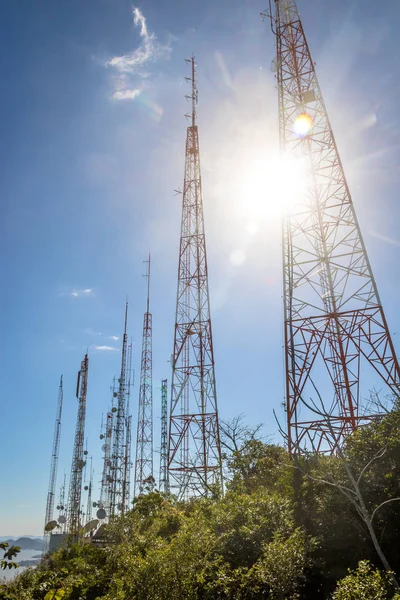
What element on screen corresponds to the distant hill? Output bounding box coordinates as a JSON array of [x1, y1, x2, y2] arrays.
[[4, 537, 43, 551]]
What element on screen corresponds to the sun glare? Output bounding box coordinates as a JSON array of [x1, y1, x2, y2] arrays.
[[293, 112, 313, 138], [238, 153, 309, 225]]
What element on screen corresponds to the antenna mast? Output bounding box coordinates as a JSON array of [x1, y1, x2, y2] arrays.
[[159, 379, 168, 494], [56, 472, 67, 532], [168, 58, 223, 499], [122, 343, 133, 510], [110, 304, 129, 515], [263, 0, 400, 452], [67, 353, 89, 536], [134, 255, 154, 496], [85, 456, 93, 523], [44, 375, 63, 539]]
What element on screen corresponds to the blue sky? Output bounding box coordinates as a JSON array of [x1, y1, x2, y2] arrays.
[[1, 0, 400, 535]]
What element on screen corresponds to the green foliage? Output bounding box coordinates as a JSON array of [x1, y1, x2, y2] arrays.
[[332, 560, 397, 599], [0, 543, 20, 571], [2, 408, 400, 599]]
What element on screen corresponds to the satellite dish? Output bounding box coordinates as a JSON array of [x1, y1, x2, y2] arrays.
[[84, 450, 88, 456], [84, 485, 89, 491], [84, 519, 99, 533], [100, 434, 104, 440], [96, 508, 107, 520], [58, 515, 67, 524], [112, 406, 117, 413], [45, 520, 58, 532]]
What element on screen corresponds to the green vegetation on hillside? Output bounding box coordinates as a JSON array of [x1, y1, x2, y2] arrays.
[[2, 407, 400, 599]]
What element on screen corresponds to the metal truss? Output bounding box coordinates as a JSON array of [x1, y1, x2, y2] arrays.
[[134, 256, 154, 496], [263, 0, 400, 453], [168, 58, 223, 498]]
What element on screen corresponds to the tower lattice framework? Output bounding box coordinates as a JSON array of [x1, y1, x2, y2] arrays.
[[168, 58, 223, 498], [123, 343, 133, 508], [134, 255, 153, 496], [44, 375, 63, 536], [263, 0, 400, 453], [159, 379, 168, 493], [67, 354, 89, 535], [110, 304, 129, 516]]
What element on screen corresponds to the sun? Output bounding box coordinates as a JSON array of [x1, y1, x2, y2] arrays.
[[238, 153, 309, 226]]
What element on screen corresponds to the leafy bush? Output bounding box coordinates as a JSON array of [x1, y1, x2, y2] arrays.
[[332, 560, 399, 600]]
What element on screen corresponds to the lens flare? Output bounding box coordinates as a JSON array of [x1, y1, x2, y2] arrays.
[[293, 113, 313, 138], [238, 153, 309, 223]]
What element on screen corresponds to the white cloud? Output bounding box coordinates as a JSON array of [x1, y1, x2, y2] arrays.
[[93, 345, 119, 352], [108, 335, 120, 341], [71, 288, 92, 298], [112, 88, 141, 101], [105, 7, 170, 101]]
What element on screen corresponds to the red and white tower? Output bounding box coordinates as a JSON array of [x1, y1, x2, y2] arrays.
[[264, 0, 400, 453], [168, 58, 223, 498]]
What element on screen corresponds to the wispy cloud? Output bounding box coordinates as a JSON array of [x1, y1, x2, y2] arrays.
[[112, 88, 141, 101], [71, 288, 92, 298], [369, 230, 400, 248], [93, 345, 119, 352], [105, 7, 170, 101], [108, 335, 120, 341]]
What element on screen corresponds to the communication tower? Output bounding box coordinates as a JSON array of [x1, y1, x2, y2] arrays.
[[85, 456, 93, 522], [110, 304, 129, 515], [159, 379, 168, 494], [263, 0, 400, 453], [56, 473, 67, 532], [134, 255, 154, 496], [44, 375, 63, 542], [122, 343, 133, 510], [67, 354, 89, 536], [168, 58, 223, 498]]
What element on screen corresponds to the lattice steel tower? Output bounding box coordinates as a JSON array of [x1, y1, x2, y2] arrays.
[[44, 376, 63, 538], [95, 380, 117, 520], [123, 343, 133, 509], [263, 0, 400, 453], [159, 379, 168, 494], [134, 255, 153, 496], [110, 304, 129, 516], [168, 58, 223, 498], [67, 354, 89, 535]]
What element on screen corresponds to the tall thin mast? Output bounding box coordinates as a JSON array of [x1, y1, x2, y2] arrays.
[[97, 382, 115, 520], [263, 0, 400, 452], [85, 456, 93, 522], [122, 343, 133, 510], [67, 354, 89, 536], [134, 255, 154, 496], [57, 472, 67, 533], [168, 58, 223, 499], [44, 375, 63, 536], [159, 379, 168, 494], [110, 304, 129, 516]]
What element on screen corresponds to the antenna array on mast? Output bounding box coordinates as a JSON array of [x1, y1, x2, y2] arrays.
[[168, 58, 223, 499], [67, 354, 89, 536], [134, 254, 154, 496]]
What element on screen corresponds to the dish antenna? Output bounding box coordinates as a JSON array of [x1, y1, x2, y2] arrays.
[[58, 515, 67, 524], [96, 508, 107, 520], [44, 520, 58, 532], [84, 518, 99, 533]]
